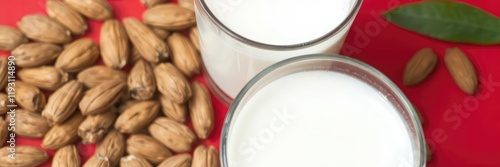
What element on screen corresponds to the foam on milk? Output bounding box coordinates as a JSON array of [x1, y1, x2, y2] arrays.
[[227, 71, 415, 167]]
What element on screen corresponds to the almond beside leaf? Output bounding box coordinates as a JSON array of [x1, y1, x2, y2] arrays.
[[55, 38, 100, 73], [52, 145, 81, 167], [77, 65, 128, 88], [124, 17, 169, 63], [154, 63, 192, 103], [100, 19, 130, 69], [47, 0, 88, 35], [42, 80, 84, 125], [403, 48, 437, 86], [17, 14, 71, 44], [79, 80, 126, 115], [128, 60, 156, 100], [6, 109, 51, 138], [42, 112, 85, 150], [11, 42, 62, 68], [126, 134, 173, 164], [78, 109, 117, 144], [0, 25, 28, 51], [444, 48, 478, 95], [143, 4, 196, 30], [0, 146, 49, 167], [18, 66, 69, 90], [65, 0, 113, 21], [157, 154, 192, 167]]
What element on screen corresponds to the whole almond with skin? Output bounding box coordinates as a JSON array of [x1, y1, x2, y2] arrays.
[[0, 146, 48, 167], [79, 80, 126, 115], [0, 26, 28, 51], [124, 18, 169, 63], [42, 80, 84, 125], [0, 57, 7, 90], [13, 81, 46, 112], [11, 42, 62, 68], [127, 134, 173, 164], [143, 4, 196, 30], [42, 112, 85, 150], [52, 145, 81, 167], [18, 66, 69, 90], [154, 63, 192, 103], [121, 155, 153, 167], [0, 93, 7, 115], [128, 60, 156, 100], [47, 0, 88, 35], [0, 119, 7, 146], [18, 14, 71, 44], [160, 95, 187, 123], [115, 101, 160, 133], [65, 0, 113, 21], [141, 0, 166, 8], [189, 26, 200, 50], [178, 0, 195, 11], [192, 145, 219, 167], [151, 26, 171, 40], [148, 117, 197, 153], [445, 48, 478, 95], [403, 48, 437, 86], [96, 130, 125, 167], [83, 153, 111, 167], [55, 38, 100, 73], [157, 154, 192, 167], [100, 19, 130, 69], [117, 100, 140, 114], [78, 109, 117, 144], [189, 82, 214, 139], [6, 109, 51, 138], [77, 65, 128, 88], [168, 32, 201, 77]]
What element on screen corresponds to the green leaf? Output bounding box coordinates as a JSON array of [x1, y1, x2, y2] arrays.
[[382, 1, 500, 45]]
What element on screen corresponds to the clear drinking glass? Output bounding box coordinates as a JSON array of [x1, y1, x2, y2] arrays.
[[194, 0, 363, 105], [221, 54, 426, 167]]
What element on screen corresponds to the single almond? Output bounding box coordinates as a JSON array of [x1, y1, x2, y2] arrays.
[[124, 17, 169, 63], [65, 0, 113, 21], [160, 95, 187, 123], [115, 101, 160, 133], [444, 48, 478, 95], [12, 81, 46, 112], [78, 109, 117, 144], [0, 119, 7, 146], [189, 82, 214, 139], [17, 14, 71, 44], [128, 60, 156, 100], [11, 42, 62, 68], [100, 19, 130, 69], [79, 80, 126, 115], [121, 155, 153, 167], [154, 63, 192, 103], [6, 109, 51, 138], [189, 26, 200, 51], [55, 38, 100, 73], [178, 0, 195, 11], [83, 153, 111, 167], [0, 57, 7, 90], [42, 80, 84, 125], [0, 25, 28, 51], [96, 130, 125, 167], [403, 48, 437, 86], [126, 134, 173, 164], [192, 145, 219, 167], [157, 154, 192, 167], [143, 4, 196, 30], [18, 66, 69, 90], [168, 32, 201, 77], [141, 0, 166, 8], [42, 112, 85, 150], [0, 93, 7, 115], [77, 65, 128, 88], [0, 146, 49, 167], [148, 117, 197, 153], [52, 145, 81, 167], [47, 0, 88, 35], [117, 100, 141, 114]]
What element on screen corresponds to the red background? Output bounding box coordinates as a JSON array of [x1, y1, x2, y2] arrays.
[[1, 0, 500, 166]]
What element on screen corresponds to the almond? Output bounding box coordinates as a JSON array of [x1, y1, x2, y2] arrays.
[[79, 80, 126, 115], [17, 14, 71, 44], [0, 119, 7, 146], [77, 65, 128, 88], [128, 60, 156, 100], [160, 95, 187, 123], [96, 130, 125, 167], [148, 117, 197, 153], [115, 101, 160, 133], [18, 66, 69, 90], [154, 63, 192, 103], [143, 4, 196, 30], [189, 26, 200, 50], [126, 134, 173, 164], [0, 26, 28, 51], [65, 0, 113, 21], [192, 145, 219, 167], [157, 154, 192, 167], [13, 81, 46, 112], [403, 48, 437, 86], [0, 146, 48, 167], [55, 38, 100, 73], [141, 0, 166, 8], [11, 42, 62, 68], [178, 0, 195, 11], [168, 32, 201, 77], [78, 109, 117, 144], [0, 93, 7, 115], [150, 26, 171, 40], [52, 145, 81, 167], [42, 80, 84, 125], [0, 57, 7, 90], [444, 48, 478, 95], [6, 109, 51, 138], [121, 155, 153, 167], [47, 0, 88, 35], [100, 19, 130, 69], [83, 153, 111, 167], [189, 82, 214, 139], [42, 112, 85, 150], [123, 17, 169, 63]]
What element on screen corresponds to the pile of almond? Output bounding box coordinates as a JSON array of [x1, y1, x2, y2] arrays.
[[0, 0, 220, 166]]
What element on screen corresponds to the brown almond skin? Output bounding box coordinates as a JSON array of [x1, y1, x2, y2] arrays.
[[0, 93, 7, 115], [78, 110, 117, 144], [189, 82, 214, 139], [83, 154, 111, 167], [52, 145, 81, 167], [42, 80, 84, 125], [445, 48, 478, 95], [129, 47, 142, 65], [160, 95, 187, 123], [189, 26, 200, 50], [12, 81, 46, 112], [17, 14, 71, 44], [115, 101, 160, 133], [168, 32, 201, 77], [0, 26, 27, 51], [79, 80, 127, 115], [77, 65, 128, 88], [128, 60, 156, 101], [148, 117, 197, 153], [0, 119, 7, 146], [403, 48, 437, 86], [121, 155, 153, 167], [0, 57, 7, 90], [143, 4, 196, 30], [11, 42, 62, 68], [47, 0, 88, 35], [157, 154, 192, 167], [150, 26, 170, 40], [18, 66, 69, 90], [65, 0, 113, 21], [141, 0, 166, 8], [42, 112, 85, 150], [192, 145, 219, 167], [178, 0, 195, 11], [126, 134, 173, 164], [123, 17, 169, 63], [0, 146, 49, 167], [6, 109, 51, 138], [96, 130, 125, 167], [55, 38, 100, 73], [154, 63, 192, 103], [100, 19, 130, 69]]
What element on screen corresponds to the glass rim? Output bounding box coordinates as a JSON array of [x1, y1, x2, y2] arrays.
[[220, 54, 426, 166], [195, 0, 364, 50]]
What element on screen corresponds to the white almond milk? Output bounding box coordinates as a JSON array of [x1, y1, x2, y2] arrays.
[[227, 71, 414, 167]]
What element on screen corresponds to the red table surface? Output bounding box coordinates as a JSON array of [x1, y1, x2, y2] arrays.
[[1, 0, 500, 166]]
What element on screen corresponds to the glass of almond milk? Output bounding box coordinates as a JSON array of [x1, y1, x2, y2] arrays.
[[221, 55, 426, 167], [194, 0, 363, 105]]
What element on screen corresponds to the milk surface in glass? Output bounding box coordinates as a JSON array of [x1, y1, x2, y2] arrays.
[[198, 0, 355, 98], [227, 71, 414, 167]]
